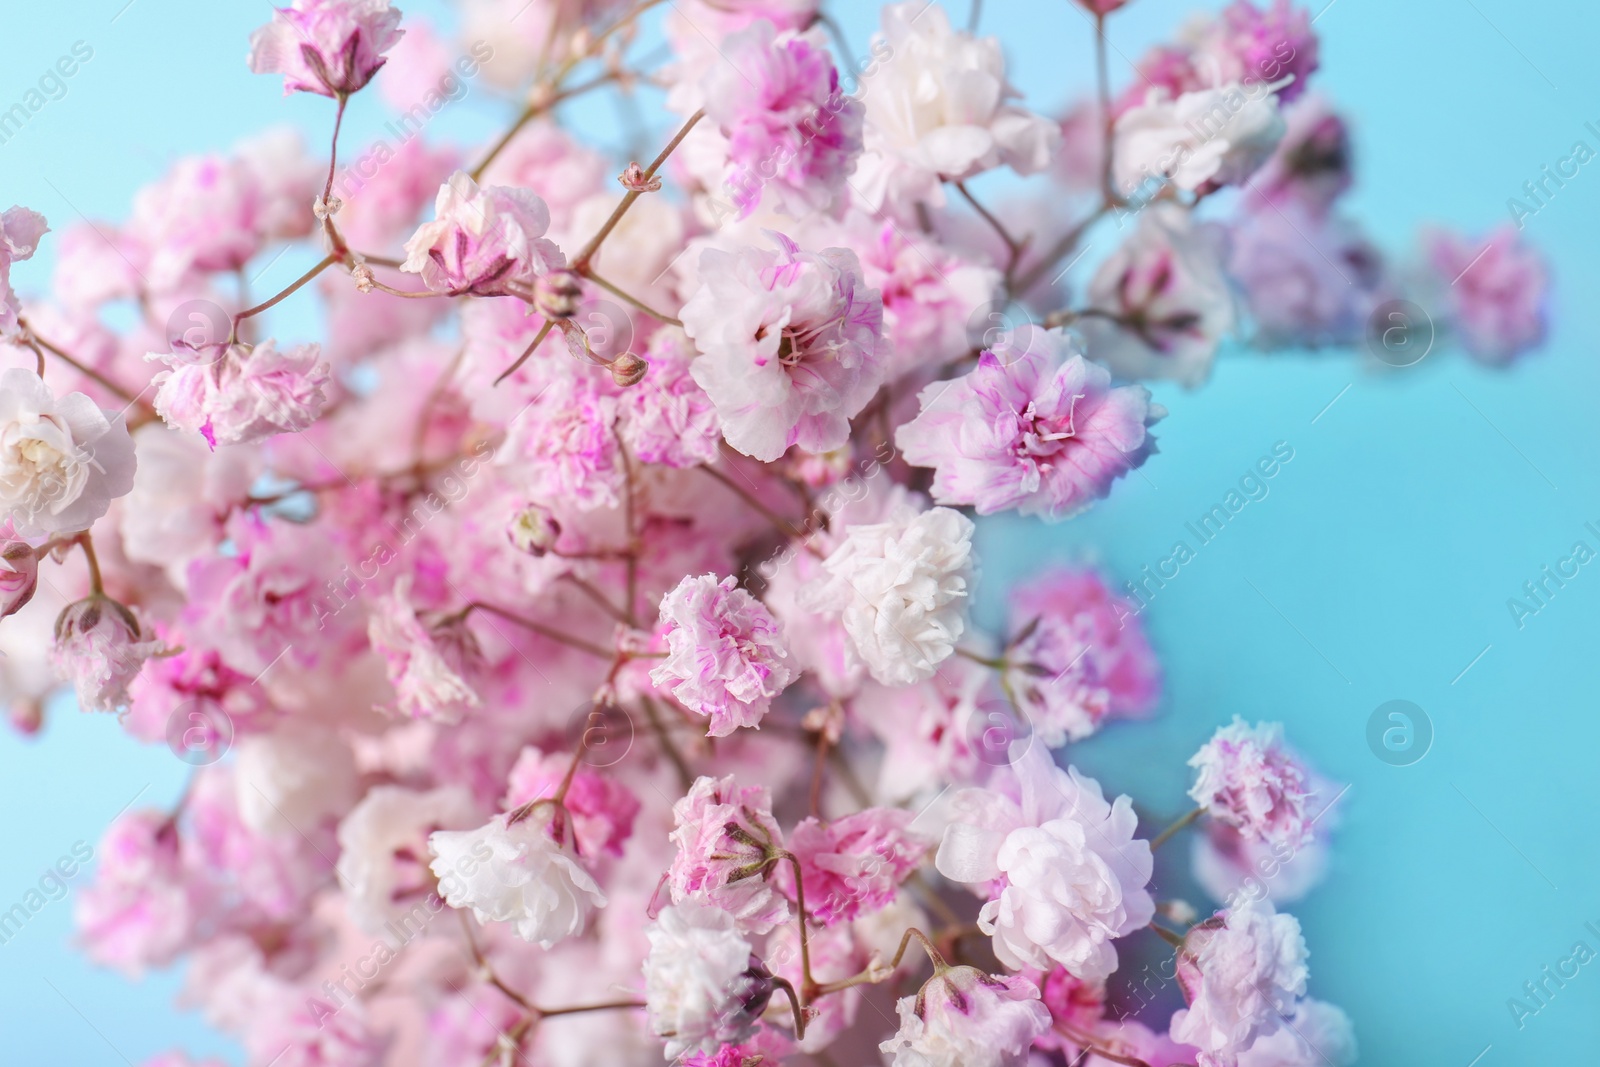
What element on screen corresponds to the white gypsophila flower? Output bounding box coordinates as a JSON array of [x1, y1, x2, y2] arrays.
[[803, 502, 975, 686], [428, 813, 606, 948], [0, 368, 136, 538], [233, 724, 361, 836], [643, 902, 773, 1060], [937, 745, 1155, 981], [855, 2, 1059, 212], [879, 967, 1051, 1067], [1114, 81, 1288, 195], [336, 784, 480, 934]]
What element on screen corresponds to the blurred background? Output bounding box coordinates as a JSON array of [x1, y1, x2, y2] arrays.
[[0, 0, 1595, 1063]]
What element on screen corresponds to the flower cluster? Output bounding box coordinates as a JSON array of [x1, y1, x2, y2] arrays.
[[0, 0, 1544, 1064]]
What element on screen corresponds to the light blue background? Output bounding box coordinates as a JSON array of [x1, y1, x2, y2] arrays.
[[1, 1, 1595, 1063]]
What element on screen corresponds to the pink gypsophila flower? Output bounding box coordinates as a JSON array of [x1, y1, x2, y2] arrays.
[[667, 775, 789, 933], [701, 24, 863, 217], [781, 807, 930, 925], [643, 902, 775, 1060], [0, 539, 39, 619], [52, 599, 166, 714], [248, 0, 404, 98], [880, 966, 1051, 1067], [150, 340, 331, 448], [681, 231, 886, 462], [403, 170, 564, 296], [896, 325, 1158, 520], [617, 328, 721, 468], [0, 206, 47, 336], [76, 810, 203, 977], [495, 366, 623, 511], [244, 986, 387, 1067], [1424, 224, 1548, 366], [1005, 566, 1162, 745], [650, 574, 794, 737], [1188, 717, 1314, 850], [366, 576, 480, 722], [503, 745, 640, 859]]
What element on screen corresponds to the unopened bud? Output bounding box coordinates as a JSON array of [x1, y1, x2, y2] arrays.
[[312, 194, 342, 220], [608, 352, 648, 387], [508, 504, 560, 556], [535, 269, 584, 321], [351, 263, 377, 293], [618, 162, 662, 193]]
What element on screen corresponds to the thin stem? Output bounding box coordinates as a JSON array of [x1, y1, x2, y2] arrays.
[[890, 926, 948, 972], [78, 533, 104, 596], [559, 573, 631, 625], [1010, 204, 1109, 296], [572, 109, 704, 271], [617, 434, 639, 625], [1095, 13, 1121, 210], [366, 279, 452, 299], [460, 911, 537, 1012], [639, 695, 694, 791], [469, 72, 620, 181], [1149, 806, 1203, 852], [770, 976, 808, 1041], [323, 94, 347, 204], [463, 601, 612, 659], [22, 327, 145, 407], [538, 999, 646, 1017], [955, 180, 1025, 287], [954, 646, 1007, 670], [1148, 922, 1185, 948], [231, 253, 340, 339], [778, 851, 815, 998], [1058, 1025, 1159, 1067], [697, 465, 810, 543], [494, 320, 555, 385], [584, 270, 680, 325]]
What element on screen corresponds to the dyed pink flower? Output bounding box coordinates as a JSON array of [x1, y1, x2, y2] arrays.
[[1236, 998, 1357, 1067], [617, 328, 721, 468], [880, 966, 1051, 1067], [248, 0, 404, 98], [0, 368, 137, 538], [244, 987, 386, 1067], [366, 576, 479, 721], [668, 775, 789, 933], [402, 171, 564, 297], [1200, 1, 1320, 105], [495, 367, 623, 511], [1027, 966, 1107, 1055], [1170, 898, 1309, 1066], [1079, 203, 1236, 387], [896, 325, 1158, 520], [701, 24, 863, 217], [335, 783, 478, 933], [781, 808, 929, 925], [1005, 567, 1162, 745], [937, 745, 1155, 980], [76, 810, 202, 976], [1424, 224, 1548, 366], [1189, 717, 1315, 850], [651, 574, 794, 737], [0, 540, 38, 619], [0, 206, 47, 335], [150, 340, 331, 448], [1244, 95, 1353, 218], [51, 599, 166, 714], [503, 745, 639, 858], [644, 902, 775, 1060], [681, 232, 886, 462], [127, 155, 265, 290], [1229, 203, 1384, 349]]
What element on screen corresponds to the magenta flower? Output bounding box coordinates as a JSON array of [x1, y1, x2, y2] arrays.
[[782, 807, 930, 925], [248, 0, 405, 98], [1188, 717, 1315, 850], [896, 325, 1158, 520], [650, 573, 794, 737], [402, 170, 564, 297], [1425, 224, 1549, 366], [667, 775, 789, 933], [149, 339, 331, 448]]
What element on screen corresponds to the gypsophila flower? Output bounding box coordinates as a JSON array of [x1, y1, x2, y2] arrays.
[[248, 0, 404, 98], [879, 966, 1051, 1067], [651, 573, 794, 737], [336, 784, 479, 933], [1170, 897, 1309, 1065], [51, 599, 165, 714], [403, 171, 564, 297], [0, 369, 136, 538], [0, 540, 39, 619], [667, 775, 789, 933], [1189, 717, 1316, 850], [643, 902, 774, 1060], [367, 577, 480, 722], [149, 340, 331, 448], [0, 206, 48, 336]]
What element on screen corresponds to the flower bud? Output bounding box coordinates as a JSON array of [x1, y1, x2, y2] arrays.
[[0, 541, 39, 619], [508, 505, 561, 556], [609, 352, 649, 387], [51, 597, 164, 713], [351, 262, 377, 293], [535, 269, 585, 321], [618, 162, 662, 193]]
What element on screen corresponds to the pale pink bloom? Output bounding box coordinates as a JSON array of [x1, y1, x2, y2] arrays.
[[1236, 999, 1357, 1067], [248, 0, 404, 97], [650, 573, 793, 737], [1079, 203, 1236, 387], [123, 629, 275, 750], [643, 902, 774, 1060], [667, 775, 789, 933], [0, 206, 47, 335], [244, 986, 387, 1067], [51, 220, 142, 309], [0, 540, 38, 619], [234, 127, 325, 242], [233, 724, 361, 835], [700, 24, 863, 217], [76, 810, 203, 976], [374, 15, 452, 111], [781, 807, 929, 925], [1170, 897, 1309, 1066], [479, 120, 608, 234], [150, 340, 330, 448], [804, 501, 974, 686], [937, 745, 1156, 980], [51, 599, 165, 714], [336, 135, 460, 251], [1192, 809, 1334, 909], [856, 3, 1059, 212], [495, 367, 623, 510], [1244, 95, 1352, 217], [503, 745, 640, 859], [617, 328, 721, 468], [1229, 203, 1384, 349], [1189, 717, 1315, 850], [402, 171, 564, 296], [0, 368, 136, 537], [879, 966, 1051, 1067], [127, 155, 265, 290], [1424, 224, 1548, 366], [664, 0, 819, 113], [1005, 567, 1162, 745], [428, 812, 606, 946], [1194, 0, 1321, 104], [367, 576, 480, 721], [681, 231, 886, 462], [896, 325, 1158, 520], [1113, 82, 1287, 195], [335, 783, 479, 933]]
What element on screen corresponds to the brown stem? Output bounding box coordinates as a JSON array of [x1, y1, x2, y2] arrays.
[[22, 328, 146, 408], [469, 72, 621, 181], [955, 180, 1025, 289], [639, 695, 694, 791], [584, 270, 680, 325], [891, 926, 949, 972], [572, 109, 704, 271], [538, 999, 646, 1017], [617, 434, 640, 625], [78, 533, 104, 596], [1148, 922, 1185, 948], [697, 465, 812, 544], [462, 601, 611, 659], [1149, 806, 1203, 851], [559, 573, 631, 625], [770, 976, 808, 1041], [778, 851, 815, 999], [230, 253, 340, 340], [494, 320, 555, 385]]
